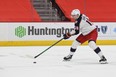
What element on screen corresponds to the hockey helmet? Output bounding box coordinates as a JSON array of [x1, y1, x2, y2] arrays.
[[71, 9, 80, 16]]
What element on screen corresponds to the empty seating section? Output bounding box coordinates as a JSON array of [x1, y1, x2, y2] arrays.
[[0, 0, 116, 22], [0, 0, 41, 22], [56, 0, 116, 22], [56, 0, 84, 21]]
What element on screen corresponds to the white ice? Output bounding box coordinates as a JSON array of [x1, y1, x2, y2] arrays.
[[0, 45, 116, 77]]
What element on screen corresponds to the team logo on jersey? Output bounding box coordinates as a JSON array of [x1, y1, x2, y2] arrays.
[[101, 26, 107, 34]]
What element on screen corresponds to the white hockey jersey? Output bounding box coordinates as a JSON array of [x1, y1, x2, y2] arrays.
[[70, 14, 96, 35]]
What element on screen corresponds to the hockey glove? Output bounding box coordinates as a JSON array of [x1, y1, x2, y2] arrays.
[[63, 33, 71, 39]]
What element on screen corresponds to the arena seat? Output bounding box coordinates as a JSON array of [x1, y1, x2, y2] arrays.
[[56, 0, 116, 22], [0, 0, 41, 22]]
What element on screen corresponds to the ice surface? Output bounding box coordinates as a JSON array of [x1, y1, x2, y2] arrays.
[[0, 45, 116, 77]]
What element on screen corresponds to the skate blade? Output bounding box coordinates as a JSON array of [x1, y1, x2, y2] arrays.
[[63, 59, 71, 61], [100, 61, 108, 64]]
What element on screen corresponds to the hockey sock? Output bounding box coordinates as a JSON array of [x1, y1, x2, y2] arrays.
[[89, 41, 104, 59], [69, 47, 76, 55], [69, 40, 81, 55], [94, 47, 104, 59]]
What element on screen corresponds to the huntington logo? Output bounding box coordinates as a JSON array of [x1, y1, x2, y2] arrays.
[[15, 26, 26, 38]]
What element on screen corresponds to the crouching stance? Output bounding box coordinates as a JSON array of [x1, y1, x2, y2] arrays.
[[63, 9, 107, 64]]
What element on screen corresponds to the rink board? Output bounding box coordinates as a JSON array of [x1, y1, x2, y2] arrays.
[[0, 40, 116, 46], [0, 22, 116, 46]]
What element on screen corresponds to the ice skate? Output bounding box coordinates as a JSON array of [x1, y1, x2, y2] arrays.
[[63, 55, 73, 61], [99, 56, 108, 64]]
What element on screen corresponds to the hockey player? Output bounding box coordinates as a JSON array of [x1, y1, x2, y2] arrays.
[[63, 9, 107, 64]]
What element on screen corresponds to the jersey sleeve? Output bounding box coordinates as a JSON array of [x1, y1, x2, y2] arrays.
[[70, 23, 79, 35], [70, 14, 82, 35]]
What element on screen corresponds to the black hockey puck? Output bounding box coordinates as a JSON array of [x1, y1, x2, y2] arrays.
[[33, 61, 36, 64]]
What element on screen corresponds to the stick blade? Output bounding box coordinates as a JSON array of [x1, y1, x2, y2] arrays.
[[34, 55, 38, 58]]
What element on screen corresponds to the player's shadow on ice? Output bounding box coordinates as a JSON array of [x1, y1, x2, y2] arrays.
[[70, 58, 102, 65], [70, 58, 116, 65], [0, 55, 8, 57]]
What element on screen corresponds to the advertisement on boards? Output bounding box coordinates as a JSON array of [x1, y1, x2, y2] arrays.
[[0, 22, 116, 41]]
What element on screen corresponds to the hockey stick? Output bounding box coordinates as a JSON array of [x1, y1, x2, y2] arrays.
[[34, 38, 64, 58]]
